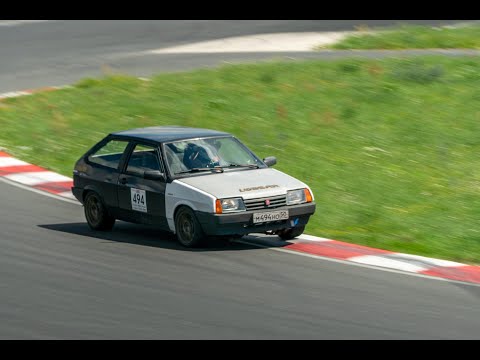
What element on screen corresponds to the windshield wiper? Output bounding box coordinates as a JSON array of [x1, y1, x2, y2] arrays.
[[175, 167, 224, 175], [224, 163, 260, 169]]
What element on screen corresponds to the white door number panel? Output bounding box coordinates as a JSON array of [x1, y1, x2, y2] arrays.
[[131, 188, 147, 213]]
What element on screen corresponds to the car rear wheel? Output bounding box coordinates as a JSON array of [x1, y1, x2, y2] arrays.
[[84, 192, 115, 231], [175, 206, 205, 247], [278, 226, 305, 240]]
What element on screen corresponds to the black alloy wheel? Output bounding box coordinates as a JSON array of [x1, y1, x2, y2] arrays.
[[175, 206, 205, 247], [84, 192, 115, 231]]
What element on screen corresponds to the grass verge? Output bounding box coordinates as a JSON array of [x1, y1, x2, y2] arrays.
[[1, 56, 480, 264], [320, 23, 480, 50]]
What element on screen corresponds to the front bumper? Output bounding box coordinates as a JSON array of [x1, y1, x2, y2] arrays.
[[195, 203, 316, 236]]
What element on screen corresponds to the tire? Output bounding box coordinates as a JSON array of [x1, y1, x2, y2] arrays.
[[84, 192, 115, 231], [174, 206, 205, 247], [278, 226, 305, 241]]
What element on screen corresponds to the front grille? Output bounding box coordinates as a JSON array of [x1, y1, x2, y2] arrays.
[[244, 194, 286, 211]]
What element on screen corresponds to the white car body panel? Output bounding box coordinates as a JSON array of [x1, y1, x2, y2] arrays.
[[165, 167, 314, 232], [165, 180, 216, 232], [176, 168, 313, 200]]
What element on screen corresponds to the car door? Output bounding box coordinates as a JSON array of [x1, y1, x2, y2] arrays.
[[116, 141, 168, 229], [82, 136, 130, 210]]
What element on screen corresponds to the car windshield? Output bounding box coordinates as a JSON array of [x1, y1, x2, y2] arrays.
[[163, 136, 265, 175]]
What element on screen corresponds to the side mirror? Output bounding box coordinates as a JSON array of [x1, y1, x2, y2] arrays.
[[144, 170, 165, 181], [263, 156, 277, 167]]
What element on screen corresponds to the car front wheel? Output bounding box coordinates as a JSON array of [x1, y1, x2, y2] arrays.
[[84, 192, 115, 231], [175, 206, 205, 247]]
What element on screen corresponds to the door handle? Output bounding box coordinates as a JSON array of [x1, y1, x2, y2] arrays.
[[120, 177, 127, 184]]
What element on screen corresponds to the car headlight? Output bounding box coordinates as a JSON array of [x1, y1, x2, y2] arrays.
[[215, 197, 246, 214], [287, 188, 313, 205]]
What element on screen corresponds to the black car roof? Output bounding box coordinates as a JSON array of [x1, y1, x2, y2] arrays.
[[110, 126, 232, 143]]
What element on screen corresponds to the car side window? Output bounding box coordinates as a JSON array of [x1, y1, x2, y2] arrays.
[[87, 139, 129, 170], [126, 144, 161, 176]]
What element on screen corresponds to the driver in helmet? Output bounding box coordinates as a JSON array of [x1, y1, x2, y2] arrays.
[[183, 143, 220, 169]]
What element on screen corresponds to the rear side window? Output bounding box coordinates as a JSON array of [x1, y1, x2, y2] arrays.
[[126, 144, 161, 175], [88, 139, 129, 169]]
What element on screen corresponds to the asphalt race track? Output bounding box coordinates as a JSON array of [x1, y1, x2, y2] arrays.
[[2, 179, 480, 339], [1, 20, 480, 339]]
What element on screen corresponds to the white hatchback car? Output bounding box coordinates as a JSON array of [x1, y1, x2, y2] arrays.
[[72, 126, 316, 247]]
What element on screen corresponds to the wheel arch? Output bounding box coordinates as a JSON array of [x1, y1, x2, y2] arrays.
[[82, 185, 104, 203], [165, 180, 216, 233], [82, 186, 113, 218], [172, 201, 198, 234]]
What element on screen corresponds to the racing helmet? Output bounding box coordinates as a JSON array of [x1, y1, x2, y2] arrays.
[[183, 143, 214, 168]]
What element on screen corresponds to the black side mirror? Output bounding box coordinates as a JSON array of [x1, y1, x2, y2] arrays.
[[263, 156, 277, 167], [144, 170, 165, 181]]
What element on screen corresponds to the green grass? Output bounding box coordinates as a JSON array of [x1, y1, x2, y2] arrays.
[[1, 56, 480, 264], [322, 23, 480, 50]]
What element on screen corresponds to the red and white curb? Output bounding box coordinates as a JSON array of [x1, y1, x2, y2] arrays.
[[280, 235, 480, 284], [2, 151, 480, 285], [0, 151, 75, 199]]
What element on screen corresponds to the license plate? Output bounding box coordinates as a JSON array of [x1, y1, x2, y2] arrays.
[[253, 210, 289, 224]]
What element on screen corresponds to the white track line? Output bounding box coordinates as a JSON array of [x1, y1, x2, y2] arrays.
[[348, 255, 428, 273], [57, 191, 77, 199], [0, 176, 80, 205], [0, 20, 52, 27], [297, 234, 333, 242], [4, 171, 72, 186], [388, 253, 466, 268]]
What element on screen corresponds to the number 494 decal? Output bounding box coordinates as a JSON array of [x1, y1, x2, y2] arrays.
[[131, 188, 147, 213]]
